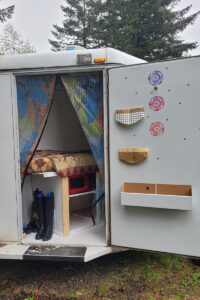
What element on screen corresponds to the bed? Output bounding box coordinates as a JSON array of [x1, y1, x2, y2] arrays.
[[27, 150, 98, 177]]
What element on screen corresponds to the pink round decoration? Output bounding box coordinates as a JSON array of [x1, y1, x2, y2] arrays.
[[149, 96, 164, 111], [150, 122, 165, 136]]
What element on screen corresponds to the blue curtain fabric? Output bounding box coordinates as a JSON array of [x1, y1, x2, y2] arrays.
[[16, 75, 56, 177], [61, 72, 104, 203]]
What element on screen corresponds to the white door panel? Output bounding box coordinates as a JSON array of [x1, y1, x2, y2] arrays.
[[109, 57, 200, 256], [0, 74, 19, 242]]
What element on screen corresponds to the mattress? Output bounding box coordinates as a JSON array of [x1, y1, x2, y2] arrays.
[[27, 150, 98, 177]]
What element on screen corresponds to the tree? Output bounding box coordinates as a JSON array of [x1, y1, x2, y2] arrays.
[[49, 0, 102, 51], [49, 0, 199, 60], [0, 1, 14, 23], [96, 0, 200, 61], [0, 23, 36, 55]]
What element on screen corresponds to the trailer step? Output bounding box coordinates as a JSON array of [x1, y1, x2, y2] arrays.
[[23, 245, 86, 262]]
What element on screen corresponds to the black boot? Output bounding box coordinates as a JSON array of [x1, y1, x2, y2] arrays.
[[35, 191, 45, 240], [42, 192, 54, 241], [24, 189, 40, 234]]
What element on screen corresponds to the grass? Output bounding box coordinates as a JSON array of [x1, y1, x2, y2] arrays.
[[0, 251, 200, 299]]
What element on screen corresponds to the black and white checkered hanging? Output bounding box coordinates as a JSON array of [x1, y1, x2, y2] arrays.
[[115, 108, 145, 125]]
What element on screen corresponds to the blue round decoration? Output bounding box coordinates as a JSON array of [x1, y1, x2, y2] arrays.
[[148, 70, 163, 86]]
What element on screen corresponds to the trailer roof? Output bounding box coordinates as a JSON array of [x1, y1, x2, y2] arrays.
[[0, 48, 146, 71]]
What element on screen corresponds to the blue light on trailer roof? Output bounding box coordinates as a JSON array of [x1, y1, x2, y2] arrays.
[[65, 46, 75, 51]]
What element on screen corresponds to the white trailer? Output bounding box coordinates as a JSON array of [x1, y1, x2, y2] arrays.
[[0, 47, 199, 262]]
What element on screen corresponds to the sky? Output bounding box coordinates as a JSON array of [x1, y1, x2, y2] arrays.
[[0, 0, 199, 55]]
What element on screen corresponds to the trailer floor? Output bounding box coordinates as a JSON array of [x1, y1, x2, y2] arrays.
[[1, 250, 200, 299], [23, 214, 106, 246]]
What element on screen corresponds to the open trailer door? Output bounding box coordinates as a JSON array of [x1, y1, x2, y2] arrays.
[[109, 56, 200, 257], [0, 74, 20, 242]]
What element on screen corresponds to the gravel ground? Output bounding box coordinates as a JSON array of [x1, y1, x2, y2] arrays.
[[0, 250, 200, 299]]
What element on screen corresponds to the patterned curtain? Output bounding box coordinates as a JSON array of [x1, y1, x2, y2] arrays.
[[61, 72, 104, 203], [16, 75, 56, 179]]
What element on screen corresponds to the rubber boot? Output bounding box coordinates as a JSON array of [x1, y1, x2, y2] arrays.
[[35, 192, 45, 240], [42, 192, 54, 241]]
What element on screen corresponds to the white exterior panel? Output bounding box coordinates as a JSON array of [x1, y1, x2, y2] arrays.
[[109, 56, 200, 256], [0, 74, 19, 242]]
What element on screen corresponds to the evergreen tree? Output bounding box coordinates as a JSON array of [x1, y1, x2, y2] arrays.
[[0, 23, 36, 55], [49, 0, 102, 51], [97, 0, 200, 61], [0, 1, 14, 23]]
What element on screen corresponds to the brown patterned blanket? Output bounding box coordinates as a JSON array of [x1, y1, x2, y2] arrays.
[[27, 150, 97, 177]]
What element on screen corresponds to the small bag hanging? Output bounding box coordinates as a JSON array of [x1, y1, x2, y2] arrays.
[[119, 148, 148, 164], [115, 107, 145, 125]]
